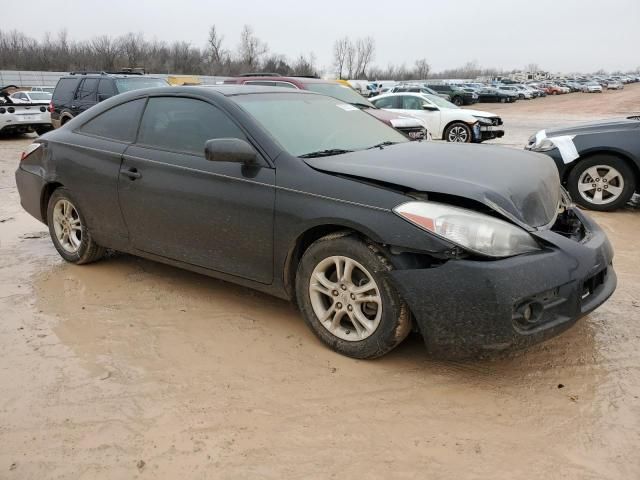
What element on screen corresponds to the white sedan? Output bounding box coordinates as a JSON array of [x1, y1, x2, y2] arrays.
[[581, 82, 603, 93], [370, 92, 504, 143], [10, 91, 52, 104]]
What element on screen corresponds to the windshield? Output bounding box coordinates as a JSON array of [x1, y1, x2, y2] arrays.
[[423, 93, 458, 109], [115, 77, 169, 93], [28, 92, 52, 100], [233, 93, 408, 157], [303, 82, 373, 107]]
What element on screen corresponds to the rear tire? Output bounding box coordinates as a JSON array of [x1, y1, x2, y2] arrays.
[[295, 234, 411, 359], [567, 155, 636, 211], [46, 188, 106, 264]]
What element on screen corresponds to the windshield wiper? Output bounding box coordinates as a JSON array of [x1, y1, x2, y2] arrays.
[[350, 102, 373, 109], [299, 148, 354, 158], [367, 141, 399, 150]]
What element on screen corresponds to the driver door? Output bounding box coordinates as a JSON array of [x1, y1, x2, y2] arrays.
[[118, 96, 275, 284]]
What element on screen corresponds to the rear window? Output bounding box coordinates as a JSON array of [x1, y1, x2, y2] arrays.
[[53, 78, 79, 102], [77, 98, 146, 142], [28, 92, 52, 101], [114, 78, 169, 93]]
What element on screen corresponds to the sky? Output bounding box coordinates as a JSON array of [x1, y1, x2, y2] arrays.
[[13, 0, 640, 74]]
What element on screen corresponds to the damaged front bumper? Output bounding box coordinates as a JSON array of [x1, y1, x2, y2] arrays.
[[389, 208, 616, 357]]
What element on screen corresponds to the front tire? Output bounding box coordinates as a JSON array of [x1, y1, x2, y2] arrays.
[[444, 122, 472, 143], [567, 155, 636, 211], [47, 188, 106, 264], [452, 96, 463, 106], [295, 234, 411, 359]]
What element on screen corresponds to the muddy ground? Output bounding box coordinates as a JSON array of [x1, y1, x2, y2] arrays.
[[1, 85, 639, 479]]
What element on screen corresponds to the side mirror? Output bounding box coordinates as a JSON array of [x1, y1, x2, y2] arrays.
[[422, 104, 438, 111], [205, 138, 258, 165]]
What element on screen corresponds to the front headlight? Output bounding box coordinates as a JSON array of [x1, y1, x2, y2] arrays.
[[473, 116, 493, 126], [394, 201, 540, 258]]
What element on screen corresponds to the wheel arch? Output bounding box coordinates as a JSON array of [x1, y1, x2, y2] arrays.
[[40, 181, 64, 225], [442, 119, 474, 140], [283, 223, 382, 301], [563, 148, 640, 190]]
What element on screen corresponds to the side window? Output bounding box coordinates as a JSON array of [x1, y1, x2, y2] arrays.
[[97, 79, 117, 100], [273, 81, 297, 89], [77, 98, 146, 142], [137, 97, 246, 156], [401, 96, 423, 110], [245, 81, 276, 86], [371, 96, 395, 109], [75, 78, 99, 101], [53, 78, 79, 103]]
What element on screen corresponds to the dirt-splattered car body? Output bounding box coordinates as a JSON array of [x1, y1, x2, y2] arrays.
[[15, 86, 616, 357]]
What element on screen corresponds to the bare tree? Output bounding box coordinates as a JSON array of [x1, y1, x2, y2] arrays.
[[119, 33, 146, 69], [206, 25, 228, 73], [292, 53, 317, 77], [237, 25, 268, 70], [91, 35, 121, 70], [526, 63, 540, 73], [414, 58, 430, 80], [333, 37, 349, 79]]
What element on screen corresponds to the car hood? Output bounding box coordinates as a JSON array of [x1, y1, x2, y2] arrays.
[[304, 141, 560, 229], [545, 117, 640, 137], [455, 108, 499, 118], [365, 108, 424, 128]]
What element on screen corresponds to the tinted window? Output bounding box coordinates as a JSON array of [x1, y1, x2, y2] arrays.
[[53, 78, 79, 102], [245, 81, 277, 86], [303, 83, 373, 106], [401, 96, 424, 110], [76, 78, 99, 101], [137, 97, 246, 156], [273, 81, 297, 89], [114, 78, 168, 93], [77, 98, 146, 142], [371, 96, 396, 109], [98, 79, 117, 99]]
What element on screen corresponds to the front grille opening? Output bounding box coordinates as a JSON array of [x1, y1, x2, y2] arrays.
[[550, 209, 586, 241]]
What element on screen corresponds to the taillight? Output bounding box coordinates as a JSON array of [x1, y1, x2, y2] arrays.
[[48, 101, 54, 113], [21, 143, 42, 162]]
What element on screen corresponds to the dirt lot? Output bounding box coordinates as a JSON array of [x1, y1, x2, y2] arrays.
[[1, 86, 639, 480]]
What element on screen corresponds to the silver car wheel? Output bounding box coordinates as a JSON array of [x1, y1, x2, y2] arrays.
[[52, 199, 82, 253], [448, 125, 469, 142], [308, 255, 382, 341], [577, 165, 625, 205]]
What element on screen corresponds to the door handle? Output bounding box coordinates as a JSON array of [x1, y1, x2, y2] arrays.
[[120, 167, 141, 180]]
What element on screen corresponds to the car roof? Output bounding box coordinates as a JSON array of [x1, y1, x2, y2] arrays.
[[198, 84, 316, 96], [228, 76, 337, 86], [61, 73, 164, 80]]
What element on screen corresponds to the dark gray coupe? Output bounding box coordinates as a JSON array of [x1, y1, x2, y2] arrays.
[[16, 86, 616, 358]]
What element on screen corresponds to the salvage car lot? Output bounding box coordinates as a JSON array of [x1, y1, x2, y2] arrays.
[[0, 85, 639, 479]]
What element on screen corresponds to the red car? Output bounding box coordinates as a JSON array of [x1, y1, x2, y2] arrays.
[[224, 75, 428, 140]]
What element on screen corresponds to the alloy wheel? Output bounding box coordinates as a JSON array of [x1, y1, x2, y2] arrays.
[[577, 165, 625, 205], [447, 125, 469, 142], [308, 255, 382, 341], [52, 199, 82, 253]]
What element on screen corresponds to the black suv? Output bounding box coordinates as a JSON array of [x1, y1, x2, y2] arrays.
[[425, 84, 478, 106], [50, 72, 168, 128]]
